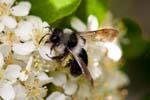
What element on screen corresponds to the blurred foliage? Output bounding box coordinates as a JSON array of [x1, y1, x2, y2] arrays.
[[18, 0, 109, 27], [18, 0, 81, 23], [120, 18, 150, 85], [120, 18, 150, 100], [140, 94, 150, 100], [55, 0, 110, 28], [75, 0, 109, 24], [120, 18, 148, 60]]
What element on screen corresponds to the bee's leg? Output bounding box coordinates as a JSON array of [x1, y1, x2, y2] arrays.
[[80, 36, 86, 44], [50, 44, 55, 54], [49, 54, 65, 60], [46, 53, 64, 60]]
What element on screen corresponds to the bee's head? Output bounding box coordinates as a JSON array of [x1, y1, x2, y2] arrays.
[[50, 28, 63, 44]]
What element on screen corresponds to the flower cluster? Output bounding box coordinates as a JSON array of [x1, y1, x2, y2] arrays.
[[0, 0, 128, 100]]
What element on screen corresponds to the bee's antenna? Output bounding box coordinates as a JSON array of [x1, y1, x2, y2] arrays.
[[39, 25, 53, 44], [39, 33, 50, 44]]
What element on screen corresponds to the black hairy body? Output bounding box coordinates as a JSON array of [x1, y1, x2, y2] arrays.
[[39, 26, 118, 86]]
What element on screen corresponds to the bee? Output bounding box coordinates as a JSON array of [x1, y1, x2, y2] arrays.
[[39, 27, 118, 86]]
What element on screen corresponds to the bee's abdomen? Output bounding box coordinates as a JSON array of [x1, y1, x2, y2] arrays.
[[70, 48, 88, 76]]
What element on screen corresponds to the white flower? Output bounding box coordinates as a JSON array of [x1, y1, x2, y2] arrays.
[[71, 17, 87, 31], [46, 92, 66, 100], [19, 71, 29, 81], [63, 81, 77, 95], [88, 65, 102, 80], [0, 22, 4, 32], [18, 57, 52, 99], [71, 14, 98, 32], [0, 52, 4, 68], [0, 44, 11, 57], [0, 0, 15, 6], [19, 56, 33, 81], [24, 77, 48, 99], [87, 15, 99, 31], [25, 16, 43, 31], [14, 83, 28, 100], [104, 42, 122, 61], [0, 82, 15, 100], [1, 15, 17, 29], [15, 21, 33, 41], [4, 64, 21, 83], [10, 1, 31, 16], [36, 71, 53, 86], [51, 72, 67, 86], [106, 70, 129, 89], [0, 64, 22, 100], [12, 41, 35, 55], [77, 83, 90, 98]]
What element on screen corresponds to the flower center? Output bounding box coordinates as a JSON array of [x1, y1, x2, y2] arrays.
[[25, 80, 47, 100], [4, 53, 13, 65], [0, 3, 10, 17]]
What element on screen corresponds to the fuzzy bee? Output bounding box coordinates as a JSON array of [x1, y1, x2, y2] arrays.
[[39, 27, 118, 86]]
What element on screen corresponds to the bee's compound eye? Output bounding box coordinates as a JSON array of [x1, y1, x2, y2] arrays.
[[50, 35, 60, 43]]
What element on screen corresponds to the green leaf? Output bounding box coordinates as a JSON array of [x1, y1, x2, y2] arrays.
[[75, 0, 110, 24], [18, 0, 81, 23], [120, 18, 148, 59]]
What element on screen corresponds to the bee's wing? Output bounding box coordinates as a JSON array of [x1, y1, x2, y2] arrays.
[[68, 49, 93, 86], [78, 28, 118, 42]]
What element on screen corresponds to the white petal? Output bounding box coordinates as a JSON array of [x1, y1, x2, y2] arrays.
[[107, 70, 129, 89], [13, 41, 35, 55], [0, 83, 15, 100], [37, 72, 53, 86], [18, 56, 32, 81], [71, 17, 87, 32], [15, 21, 33, 41], [0, 0, 15, 6], [11, 1, 31, 16], [104, 42, 122, 61], [19, 71, 29, 81], [77, 83, 90, 98], [0, 44, 11, 57], [0, 52, 4, 68], [18, 1, 31, 9], [13, 83, 28, 100], [26, 56, 33, 71], [43, 21, 49, 28], [1, 16, 17, 29], [63, 81, 77, 95], [51, 72, 67, 86], [87, 15, 99, 31], [0, 22, 4, 33], [37, 72, 51, 81], [42, 21, 50, 33], [39, 88, 48, 98], [38, 45, 55, 60], [25, 16, 43, 29], [4, 64, 21, 82], [89, 65, 102, 80], [46, 92, 66, 100]]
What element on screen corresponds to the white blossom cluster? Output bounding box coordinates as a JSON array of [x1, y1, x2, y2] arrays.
[[0, 0, 128, 100]]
